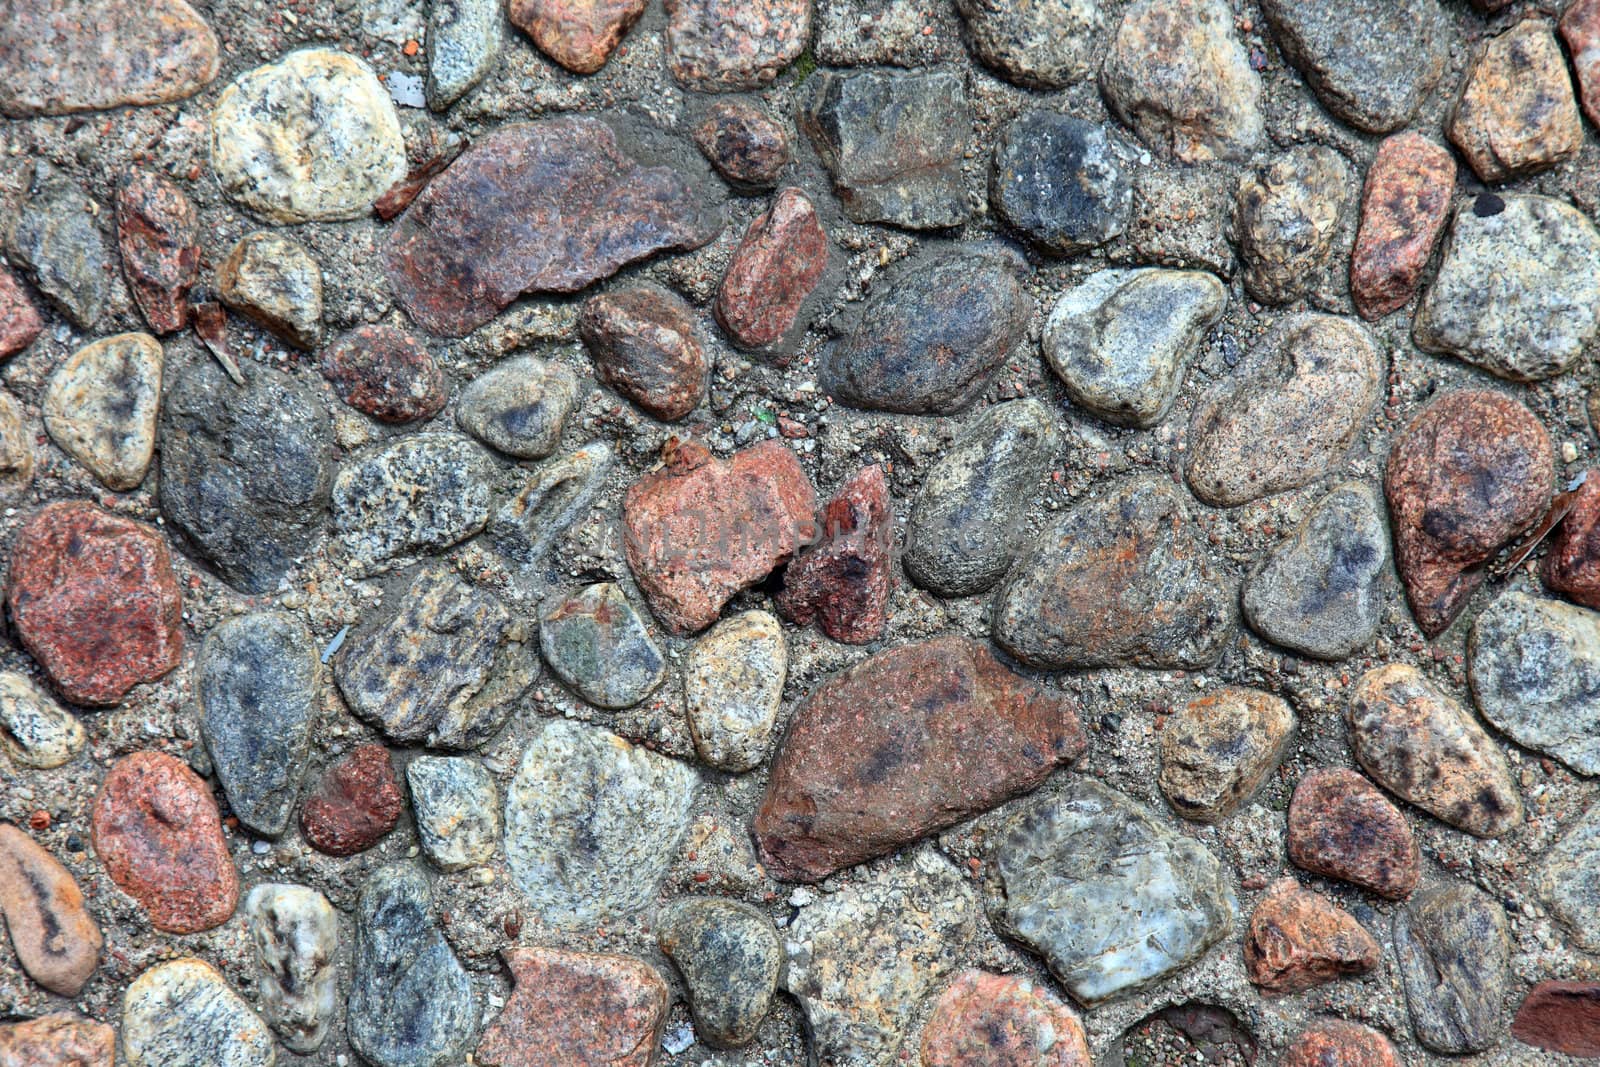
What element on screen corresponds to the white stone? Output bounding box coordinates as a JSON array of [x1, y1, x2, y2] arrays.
[[683, 610, 786, 772], [0, 670, 85, 768], [244, 884, 339, 1053], [122, 958, 275, 1067]]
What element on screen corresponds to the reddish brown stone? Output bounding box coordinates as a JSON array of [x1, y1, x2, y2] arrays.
[[1565, 0, 1600, 128], [1385, 390, 1552, 637], [0, 266, 43, 360], [1287, 768, 1419, 900], [0, 824, 101, 996], [116, 169, 199, 334], [755, 636, 1085, 882], [321, 324, 446, 424], [1447, 19, 1583, 184], [1511, 980, 1600, 1057], [1543, 468, 1600, 607], [714, 187, 829, 352], [664, 0, 811, 91], [1350, 132, 1455, 320], [774, 463, 893, 644], [7, 501, 184, 706], [0, 1013, 115, 1067], [385, 117, 719, 337], [579, 284, 707, 422], [1244, 877, 1380, 996], [476, 946, 668, 1067], [693, 101, 790, 189], [919, 970, 1091, 1067], [1282, 1020, 1400, 1067], [90, 750, 239, 934], [509, 0, 646, 74], [622, 438, 816, 634], [299, 743, 404, 857]]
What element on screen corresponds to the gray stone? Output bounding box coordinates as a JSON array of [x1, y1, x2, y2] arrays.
[[6, 180, 111, 329], [426, 0, 504, 109], [217, 231, 323, 349], [992, 779, 1235, 1005], [330, 433, 495, 574], [407, 756, 500, 871], [0, 390, 35, 501], [1236, 145, 1354, 306], [1393, 884, 1509, 1054], [956, 0, 1103, 88], [683, 610, 786, 772], [44, 332, 162, 491], [243, 883, 340, 1053], [1159, 687, 1296, 824], [1122, 165, 1238, 276], [657, 897, 782, 1048], [1539, 802, 1600, 954], [121, 958, 275, 1067], [991, 112, 1130, 255], [539, 582, 664, 710], [488, 441, 614, 584], [456, 354, 577, 460], [0, 670, 85, 769]]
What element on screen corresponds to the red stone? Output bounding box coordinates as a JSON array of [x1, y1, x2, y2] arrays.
[[0, 824, 102, 996], [1350, 133, 1455, 321], [0, 1013, 115, 1067], [714, 187, 829, 351], [508, 0, 647, 74], [7, 501, 184, 706], [755, 635, 1086, 882], [1244, 877, 1380, 996], [579, 284, 707, 422], [0, 266, 43, 360], [476, 946, 668, 1067], [623, 438, 816, 634], [1543, 468, 1600, 607], [1565, 0, 1600, 129], [90, 750, 239, 934], [664, 0, 811, 91], [919, 970, 1091, 1067], [116, 169, 199, 334], [299, 743, 404, 857], [1287, 768, 1419, 900], [1512, 980, 1600, 1057], [1282, 1019, 1399, 1067], [774, 463, 893, 644], [321, 324, 447, 424], [693, 101, 790, 189]]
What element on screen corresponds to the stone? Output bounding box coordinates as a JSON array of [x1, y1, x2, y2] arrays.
[[0, 391, 32, 500], [477, 947, 668, 1067], [8, 501, 183, 706], [1158, 687, 1295, 824], [0, 671, 85, 768], [1512, 982, 1600, 1058], [1385, 390, 1553, 637], [407, 756, 501, 870], [91, 751, 239, 933], [714, 187, 829, 354], [1236, 146, 1353, 306], [1447, 20, 1582, 184], [121, 959, 274, 1067], [1538, 803, 1600, 954], [683, 610, 786, 772], [335, 567, 536, 749], [657, 897, 781, 1048], [821, 247, 1031, 414], [991, 112, 1130, 255], [1414, 195, 1600, 382], [0, 824, 101, 996], [1393, 883, 1508, 1054], [197, 612, 317, 837], [1124, 166, 1237, 276], [1242, 483, 1388, 660], [580, 285, 707, 422], [540, 582, 664, 710], [1186, 314, 1381, 507], [0, 1014, 115, 1067], [623, 438, 815, 634], [993, 476, 1235, 670], [428, 0, 504, 108], [1543, 471, 1600, 607], [0, 267, 43, 360], [43, 332, 162, 491], [801, 70, 971, 230], [322, 325, 447, 425], [1244, 878, 1380, 995], [993, 780, 1234, 1005], [1281, 1020, 1399, 1067], [6, 180, 111, 329], [510, 0, 644, 74], [664, 0, 810, 90], [349, 865, 478, 1067], [1258, 0, 1446, 134], [116, 170, 199, 334], [211, 48, 406, 224], [1564, 0, 1600, 128], [488, 442, 614, 577], [504, 718, 697, 925], [955, 0, 1102, 89], [243, 884, 339, 1053], [1043, 268, 1225, 429], [693, 101, 790, 189], [300, 743, 404, 856], [457, 354, 578, 458], [785, 851, 977, 1067], [1287, 767, 1418, 899], [1350, 133, 1456, 320], [386, 117, 719, 336], [775, 463, 893, 643], [919, 970, 1091, 1067], [1100, 0, 1264, 164], [216, 231, 324, 349], [756, 636, 1084, 882], [330, 434, 495, 573]]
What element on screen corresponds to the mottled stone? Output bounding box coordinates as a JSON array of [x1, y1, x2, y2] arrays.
[[920, 970, 1091, 1067], [1245, 878, 1379, 995], [580, 285, 706, 422], [775, 463, 893, 644], [216, 231, 323, 349], [1543, 471, 1600, 607], [43, 333, 161, 491], [509, 0, 641, 74], [121, 959, 274, 1067], [322, 325, 447, 425], [0, 390, 33, 500], [665, 0, 810, 91], [1287, 768, 1419, 899], [243, 884, 339, 1053], [683, 610, 786, 772], [1394, 883, 1508, 1054], [427, 0, 504, 108], [657, 897, 781, 1048], [0, 824, 101, 996], [956, 0, 1102, 89], [457, 354, 577, 458], [992, 112, 1130, 255], [477, 947, 668, 1067], [714, 187, 829, 354], [330, 434, 494, 574], [1447, 20, 1582, 184], [0, 267, 43, 360], [300, 744, 404, 856], [693, 101, 790, 189], [1350, 133, 1456, 320], [540, 583, 664, 709], [1565, 0, 1600, 128], [0, 671, 84, 768], [407, 756, 500, 870], [6, 181, 111, 329], [1236, 146, 1353, 306], [488, 441, 614, 576], [1512, 982, 1600, 1058], [0, 1014, 115, 1067], [116, 170, 199, 334], [1539, 803, 1600, 954], [1159, 687, 1295, 824], [1282, 1020, 1399, 1067]]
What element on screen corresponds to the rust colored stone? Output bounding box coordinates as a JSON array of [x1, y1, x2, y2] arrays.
[[1511, 981, 1600, 1057], [0, 265, 44, 360], [7, 501, 184, 706], [714, 187, 829, 352], [1287, 768, 1419, 900], [1543, 468, 1600, 607], [693, 101, 790, 189], [1447, 19, 1583, 183], [579, 284, 707, 422], [920, 970, 1090, 1067], [1282, 1019, 1400, 1067], [116, 169, 199, 334], [509, 0, 646, 74], [476, 946, 668, 1067], [0, 824, 101, 996], [755, 636, 1085, 882], [90, 750, 239, 934], [1564, 0, 1600, 128], [1385, 390, 1552, 637], [321, 324, 447, 424], [0, 1013, 115, 1067], [1244, 877, 1380, 996], [774, 463, 893, 644], [300, 743, 404, 857], [664, 0, 811, 91], [1350, 132, 1456, 320]]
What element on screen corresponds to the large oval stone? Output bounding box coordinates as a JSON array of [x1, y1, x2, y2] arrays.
[[43, 333, 163, 491], [243, 883, 339, 1053], [0, 823, 101, 996], [656, 898, 780, 1049], [1394, 883, 1508, 1054]]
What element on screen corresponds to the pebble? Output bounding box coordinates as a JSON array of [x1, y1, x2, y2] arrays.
[[994, 476, 1235, 669], [457, 354, 577, 458], [1414, 194, 1600, 383], [43, 332, 162, 491], [919, 969, 1091, 1067], [1236, 146, 1353, 306], [121, 959, 274, 1067], [1350, 133, 1456, 320], [322, 325, 447, 425], [821, 246, 1031, 414], [991, 112, 1130, 255], [993, 780, 1234, 1005], [1100, 0, 1264, 163], [0, 671, 84, 768], [476, 947, 668, 1067], [510, 0, 642, 74], [1511, 981, 1600, 1058], [657, 897, 782, 1048], [1447, 19, 1582, 184], [428, 0, 504, 107], [693, 101, 790, 189], [955, 0, 1102, 89], [300, 743, 404, 856], [0, 1013, 115, 1066], [1244, 877, 1379, 995], [504, 718, 697, 925], [8, 501, 183, 706], [6, 179, 111, 329], [664, 0, 810, 90], [1538, 802, 1600, 954], [197, 612, 316, 837], [1043, 268, 1225, 428], [489, 441, 614, 574], [116, 170, 199, 334], [1385, 390, 1552, 636], [1543, 469, 1600, 606], [714, 187, 830, 354], [540, 582, 665, 710], [385, 117, 718, 336], [774, 463, 893, 644], [801, 69, 971, 230], [243, 884, 339, 1053], [1564, 0, 1600, 128], [349, 865, 478, 1067], [1281, 1019, 1399, 1067], [579, 284, 707, 422], [1393, 883, 1508, 1054], [757, 636, 1084, 882], [0, 390, 32, 499], [1159, 687, 1295, 824], [1287, 767, 1418, 899], [0, 266, 43, 359], [330, 434, 495, 573], [407, 756, 501, 870], [683, 610, 786, 772], [216, 231, 324, 349], [210, 48, 406, 224], [0, 824, 101, 996]]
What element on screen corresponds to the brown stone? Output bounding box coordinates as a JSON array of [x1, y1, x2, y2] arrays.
[[476, 946, 668, 1067], [774, 463, 893, 644], [299, 743, 404, 857], [1158, 687, 1295, 823], [7, 501, 184, 706], [509, 0, 646, 74], [1350, 132, 1456, 320], [91, 750, 239, 934], [1282, 1019, 1400, 1067], [755, 636, 1085, 882], [714, 187, 829, 352], [1244, 878, 1380, 996], [919, 970, 1091, 1067], [693, 101, 790, 189], [580, 284, 707, 422], [0, 824, 101, 996], [1287, 767, 1420, 900], [1385, 390, 1553, 638], [1564, 0, 1600, 128], [116, 170, 199, 334], [0, 1013, 115, 1067], [664, 0, 811, 91], [1511, 981, 1600, 1057], [1447, 19, 1583, 184], [0, 266, 44, 360], [321, 324, 447, 424], [1544, 469, 1600, 607]]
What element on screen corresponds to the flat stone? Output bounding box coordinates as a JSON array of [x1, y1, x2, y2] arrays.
[[121, 959, 274, 1067], [1282, 1020, 1399, 1067], [1159, 686, 1295, 823], [0, 1014, 115, 1067], [657, 897, 781, 1048], [322, 325, 447, 425], [457, 354, 578, 459], [44, 332, 162, 491], [1287, 767, 1419, 899], [1542, 469, 1600, 606], [1236, 146, 1353, 306], [385, 117, 719, 337], [428, 0, 504, 107], [0, 267, 43, 360], [0, 671, 85, 768], [243, 884, 339, 1053], [775, 463, 893, 644], [216, 231, 323, 349], [540, 582, 664, 709], [330, 434, 495, 574], [0, 390, 32, 500], [693, 101, 790, 189], [300, 743, 404, 856], [1447, 20, 1582, 184], [1394, 883, 1509, 1054], [683, 610, 786, 772], [6, 180, 112, 330], [1244, 877, 1379, 995], [955, 0, 1102, 88], [1564, 0, 1600, 128], [510, 0, 644, 74], [664, 0, 810, 90], [0, 824, 101, 996], [920, 969, 1091, 1067], [714, 187, 829, 354], [580, 284, 707, 422], [993, 476, 1235, 669], [116, 170, 199, 334], [1538, 802, 1600, 954], [211, 48, 406, 224], [477, 947, 668, 1067], [488, 442, 614, 578], [756, 636, 1084, 882], [1512, 981, 1600, 1058], [407, 756, 501, 870], [991, 112, 1130, 255], [1350, 133, 1456, 320], [993, 780, 1234, 1005]]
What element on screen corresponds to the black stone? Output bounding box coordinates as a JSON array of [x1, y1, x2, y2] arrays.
[[991, 111, 1131, 255]]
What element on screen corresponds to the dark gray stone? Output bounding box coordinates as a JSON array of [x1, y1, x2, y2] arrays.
[[991, 111, 1130, 255], [539, 582, 664, 710], [657, 896, 783, 1049], [1393, 884, 1509, 1054], [5, 179, 110, 329], [330, 433, 495, 574], [456, 354, 578, 460]]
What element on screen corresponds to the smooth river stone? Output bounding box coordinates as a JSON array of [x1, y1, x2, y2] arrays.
[[656, 897, 781, 1049], [683, 610, 786, 772], [1394, 883, 1509, 1054], [121, 959, 274, 1067], [43, 332, 162, 491], [0, 670, 86, 769], [243, 883, 339, 1053], [0, 824, 101, 996]]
